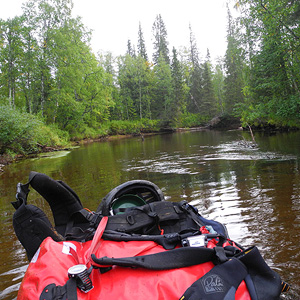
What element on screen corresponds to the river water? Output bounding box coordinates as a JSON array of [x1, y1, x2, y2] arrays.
[[0, 130, 299, 299]]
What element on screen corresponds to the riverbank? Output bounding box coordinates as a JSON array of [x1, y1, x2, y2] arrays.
[[2, 115, 299, 172], [0, 125, 207, 170], [0, 146, 72, 172], [0, 130, 169, 170]]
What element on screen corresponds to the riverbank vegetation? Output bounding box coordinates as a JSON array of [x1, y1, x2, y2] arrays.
[[1, 0, 300, 161]]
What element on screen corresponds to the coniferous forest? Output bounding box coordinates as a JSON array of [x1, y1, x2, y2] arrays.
[[1, 0, 300, 158]]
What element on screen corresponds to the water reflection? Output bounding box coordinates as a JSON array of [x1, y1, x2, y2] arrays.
[[0, 130, 299, 299], [204, 141, 297, 161], [0, 265, 27, 299]]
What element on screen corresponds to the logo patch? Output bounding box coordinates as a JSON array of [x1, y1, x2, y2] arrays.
[[201, 274, 225, 294]]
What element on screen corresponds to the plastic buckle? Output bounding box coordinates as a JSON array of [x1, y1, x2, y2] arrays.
[[68, 264, 93, 293]]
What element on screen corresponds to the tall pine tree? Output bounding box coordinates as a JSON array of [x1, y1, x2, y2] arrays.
[[152, 55, 172, 120], [202, 49, 217, 116], [170, 47, 188, 124], [187, 24, 203, 113], [137, 22, 148, 60], [212, 60, 225, 114], [152, 14, 170, 65], [126, 39, 136, 57], [224, 6, 244, 114]]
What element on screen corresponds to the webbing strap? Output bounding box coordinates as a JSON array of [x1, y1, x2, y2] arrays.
[[180, 257, 248, 300], [39, 277, 78, 300], [91, 246, 232, 271], [12, 171, 42, 209], [12, 182, 31, 209], [85, 217, 108, 267]]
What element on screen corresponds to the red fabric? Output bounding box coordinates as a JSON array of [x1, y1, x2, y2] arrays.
[[200, 226, 210, 234], [18, 221, 251, 300]]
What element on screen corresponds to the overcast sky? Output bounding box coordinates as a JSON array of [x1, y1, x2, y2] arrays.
[[0, 0, 237, 62]]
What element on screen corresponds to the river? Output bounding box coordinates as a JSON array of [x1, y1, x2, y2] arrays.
[[0, 129, 299, 299]]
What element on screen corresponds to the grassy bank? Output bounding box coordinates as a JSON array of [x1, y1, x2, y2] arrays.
[[0, 105, 69, 165], [3, 104, 296, 167], [0, 108, 212, 166], [0, 106, 165, 165]]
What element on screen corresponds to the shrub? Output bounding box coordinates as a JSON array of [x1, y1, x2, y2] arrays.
[[235, 96, 300, 129], [107, 119, 160, 136], [273, 96, 300, 127], [0, 105, 68, 155], [179, 113, 210, 128]]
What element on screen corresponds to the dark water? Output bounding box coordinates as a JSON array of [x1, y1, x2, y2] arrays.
[[0, 130, 299, 299]]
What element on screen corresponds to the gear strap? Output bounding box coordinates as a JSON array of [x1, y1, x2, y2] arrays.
[[40, 277, 77, 300], [91, 246, 232, 270], [180, 257, 248, 300]]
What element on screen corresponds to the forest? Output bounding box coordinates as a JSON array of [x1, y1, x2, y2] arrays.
[[0, 0, 300, 158]]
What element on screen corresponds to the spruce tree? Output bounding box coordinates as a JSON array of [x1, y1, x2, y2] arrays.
[[152, 14, 170, 65], [212, 60, 225, 114], [224, 7, 244, 114], [137, 22, 148, 60], [187, 24, 203, 113], [152, 55, 172, 120], [126, 40, 136, 57], [202, 49, 217, 117], [170, 47, 188, 124]]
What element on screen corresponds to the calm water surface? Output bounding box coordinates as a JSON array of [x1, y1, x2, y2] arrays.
[[0, 130, 299, 299]]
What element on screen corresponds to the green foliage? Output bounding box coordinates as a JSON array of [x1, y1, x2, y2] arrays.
[[212, 63, 225, 114], [152, 55, 173, 120], [202, 51, 217, 117], [236, 0, 300, 128], [137, 22, 148, 60], [179, 113, 210, 128], [170, 47, 189, 126], [116, 54, 153, 120], [224, 7, 245, 114], [186, 25, 203, 114], [275, 96, 300, 122], [0, 104, 68, 155], [235, 95, 300, 128], [2, 0, 300, 160], [152, 14, 169, 65], [0, 1, 228, 143], [0, 0, 113, 137], [70, 119, 160, 139], [69, 123, 110, 141], [107, 119, 160, 135], [234, 102, 268, 127]]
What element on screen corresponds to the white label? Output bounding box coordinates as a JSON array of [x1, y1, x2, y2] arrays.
[[62, 242, 77, 255], [187, 235, 206, 247]]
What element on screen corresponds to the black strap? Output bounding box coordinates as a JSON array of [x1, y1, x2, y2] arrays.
[[181, 246, 287, 300], [236, 246, 283, 300], [180, 257, 248, 300], [64, 209, 102, 242], [102, 231, 183, 250], [13, 171, 41, 209], [66, 278, 78, 300], [40, 277, 77, 300], [179, 201, 205, 228], [12, 179, 34, 209], [91, 246, 235, 271], [214, 246, 228, 263]]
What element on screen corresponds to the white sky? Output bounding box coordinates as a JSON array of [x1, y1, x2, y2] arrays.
[[0, 0, 237, 62]]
